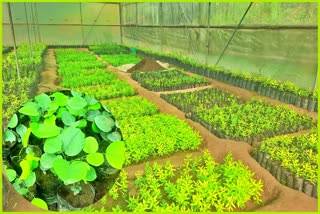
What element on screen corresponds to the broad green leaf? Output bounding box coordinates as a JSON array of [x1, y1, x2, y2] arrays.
[[83, 137, 98, 154], [105, 141, 125, 169], [40, 153, 59, 170], [67, 105, 87, 117], [18, 105, 39, 117], [53, 159, 70, 183], [69, 161, 90, 184], [85, 166, 97, 182], [85, 95, 99, 106], [86, 110, 100, 121], [56, 107, 68, 118], [88, 102, 101, 110], [7, 114, 18, 128], [13, 183, 28, 196], [5, 168, 17, 182], [32, 124, 60, 139], [26, 153, 40, 170], [4, 129, 16, 143], [44, 115, 56, 125], [67, 96, 87, 110], [60, 127, 85, 156], [22, 128, 32, 147], [107, 131, 122, 142], [43, 102, 59, 118], [77, 119, 87, 128], [16, 124, 27, 139], [94, 115, 115, 132], [44, 136, 62, 154], [35, 93, 52, 110], [61, 111, 76, 126], [71, 91, 83, 97], [24, 172, 36, 187], [20, 160, 31, 180], [31, 198, 48, 210], [87, 153, 104, 166], [91, 121, 101, 134], [51, 92, 69, 106]]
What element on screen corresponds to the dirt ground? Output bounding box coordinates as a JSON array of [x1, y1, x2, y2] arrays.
[[2, 49, 318, 212]]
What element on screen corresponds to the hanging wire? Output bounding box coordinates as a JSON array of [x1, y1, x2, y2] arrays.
[[24, 2, 33, 59], [214, 2, 253, 66], [83, 3, 106, 44], [7, 2, 20, 79]]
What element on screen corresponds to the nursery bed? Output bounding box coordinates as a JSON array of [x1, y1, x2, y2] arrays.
[[2, 48, 317, 212]]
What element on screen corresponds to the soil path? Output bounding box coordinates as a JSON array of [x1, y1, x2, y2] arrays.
[[37, 48, 64, 94]]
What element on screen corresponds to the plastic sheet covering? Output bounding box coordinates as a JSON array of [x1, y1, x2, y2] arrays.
[[121, 2, 317, 90]]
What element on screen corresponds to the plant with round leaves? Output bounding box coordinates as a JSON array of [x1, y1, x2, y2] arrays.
[[3, 90, 126, 200]]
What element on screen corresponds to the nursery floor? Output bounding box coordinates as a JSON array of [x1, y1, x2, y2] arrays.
[[2, 50, 317, 212]]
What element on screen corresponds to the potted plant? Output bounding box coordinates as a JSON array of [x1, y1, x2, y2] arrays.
[[3, 90, 125, 211], [307, 90, 317, 112]]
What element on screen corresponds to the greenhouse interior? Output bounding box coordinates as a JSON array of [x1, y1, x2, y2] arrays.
[[1, 1, 318, 212]]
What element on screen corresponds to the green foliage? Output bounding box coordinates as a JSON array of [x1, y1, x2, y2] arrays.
[[161, 88, 241, 113], [100, 54, 141, 67], [132, 69, 208, 91], [4, 91, 125, 198], [258, 132, 318, 183], [101, 96, 159, 120], [112, 151, 263, 212], [193, 99, 314, 142], [31, 198, 48, 210], [120, 114, 202, 165], [89, 44, 128, 55]]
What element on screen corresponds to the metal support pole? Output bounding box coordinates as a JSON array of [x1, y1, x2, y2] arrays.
[[8, 2, 20, 79], [160, 2, 163, 52], [119, 3, 123, 44], [215, 2, 253, 66], [205, 2, 211, 65], [30, 3, 37, 42], [79, 2, 85, 45], [34, 3, 41, 42], [24, 3, 33, 59], [135, 3, 138, 46]]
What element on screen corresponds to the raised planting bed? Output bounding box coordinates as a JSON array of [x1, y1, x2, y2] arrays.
[[89, 44, 129, 55], [100, 96, 159, 120], [86, 150, 263, 212], [59, 69, 120, 88], [124, 45, 318, 112], [2, 90, 126, 211], [252, 131, 318, 198], [99, 54, 141, 67], [191, 99, 314, 143], [119, 114, 202, 166], [161, 88, 241, 113], [132, 69, 209, 91], [75, 80, 135, 100], [55, 49, 97, 63]]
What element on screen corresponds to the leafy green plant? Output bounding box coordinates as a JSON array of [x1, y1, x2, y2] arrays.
[[109, 150, 263, 212], [257, 132, 318, 184], [120, 114, 202, 165], [132, 69, 208, 91], [101, 96, 159, 120], [100, 54, 141, 67], [3, 90, 125, 204]]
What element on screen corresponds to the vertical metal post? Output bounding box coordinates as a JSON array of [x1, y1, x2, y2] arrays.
[[8, 2, 20, 79], [34, 3, 41, 42], [135, 3, 138, 46], [119, 3, 123, 44], [24, 2, 33, 59], [205, 2, 211, 65], [313, 70, 318, 91], [30, 3, 37, 42], [79, 2, 85, 45], [160, 2, 163, 52]]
